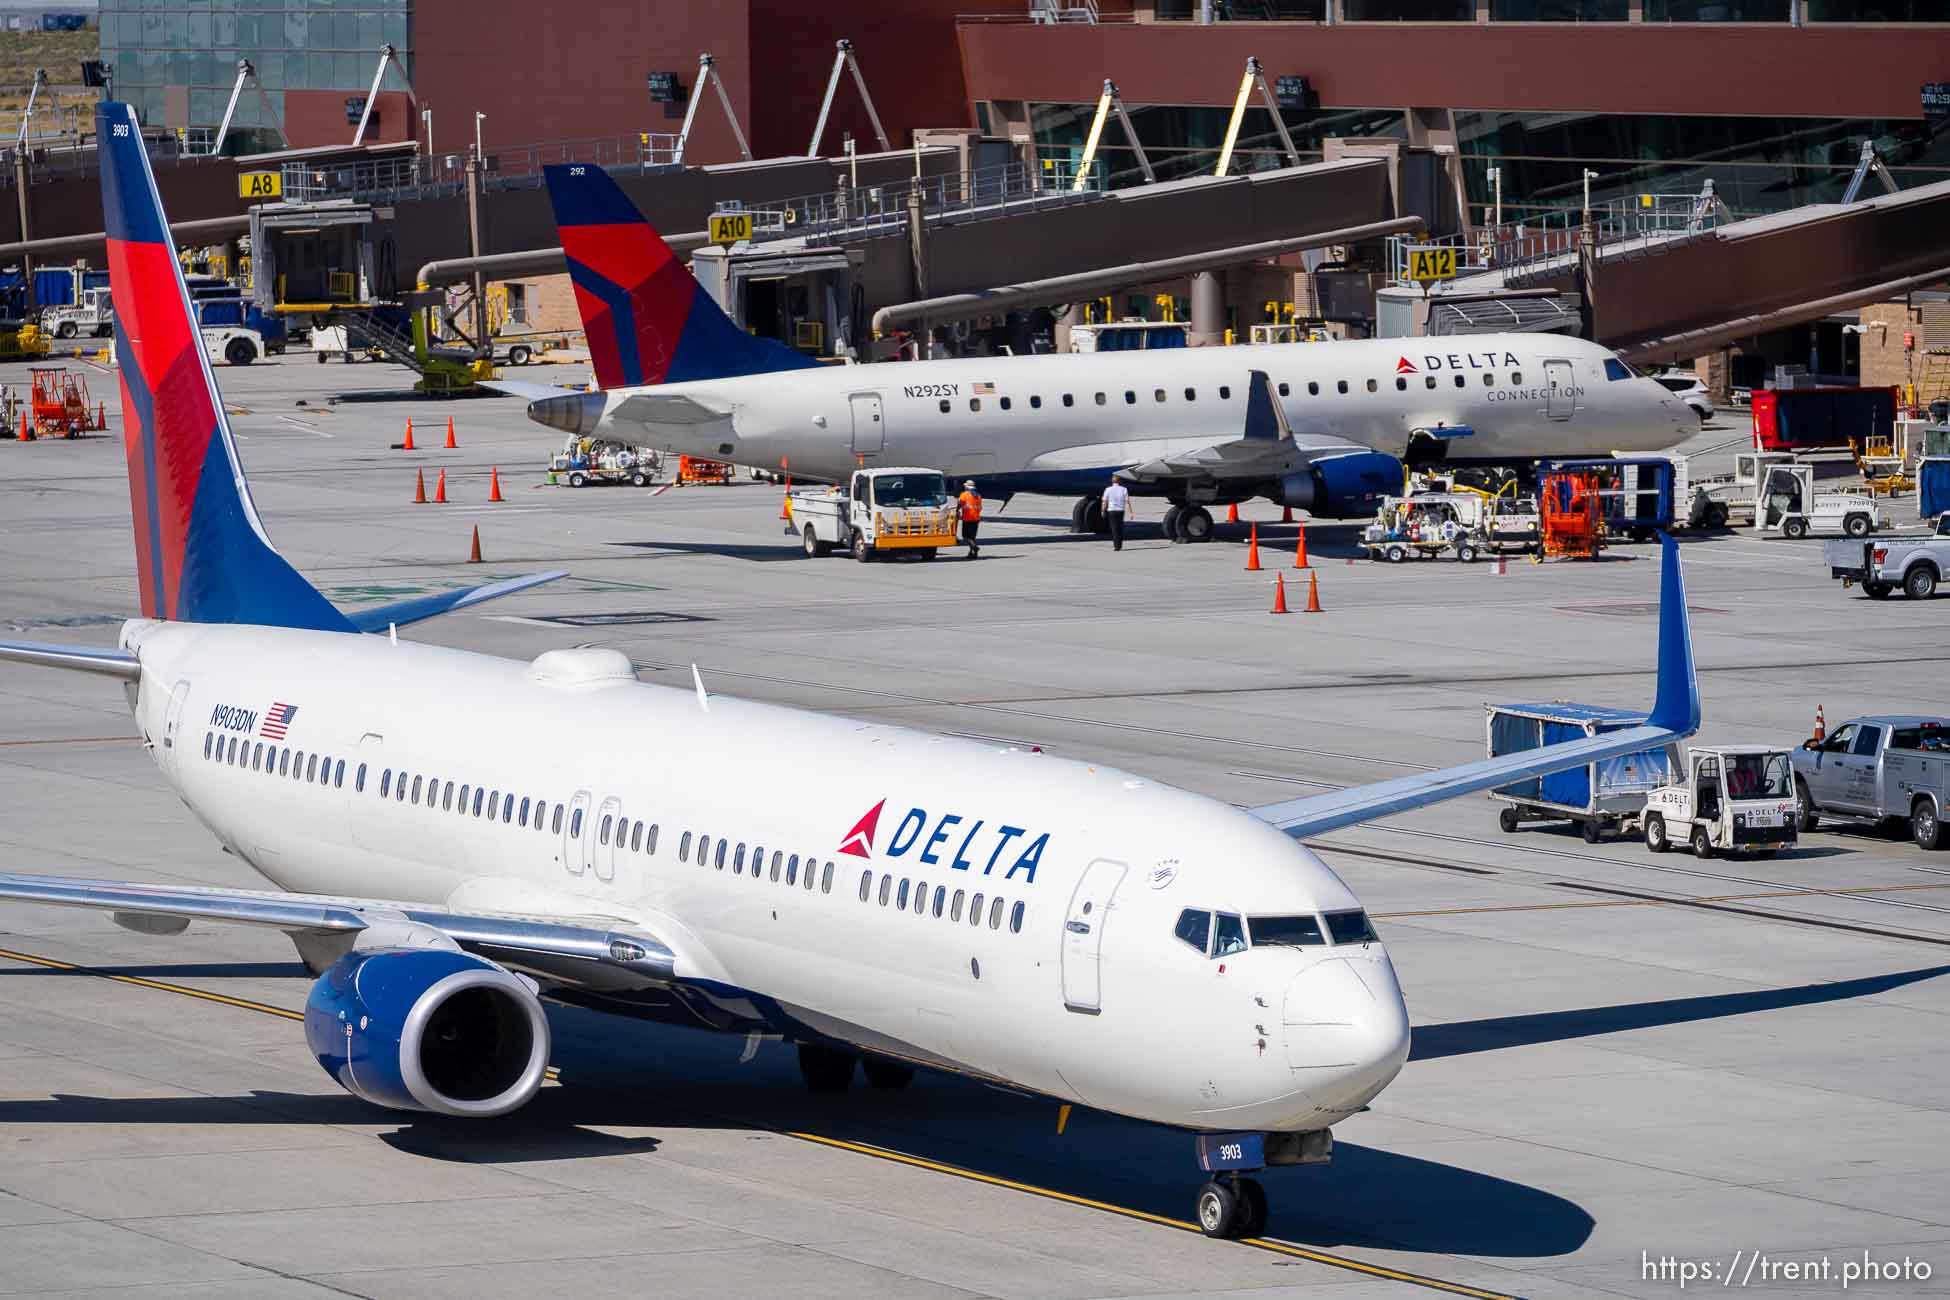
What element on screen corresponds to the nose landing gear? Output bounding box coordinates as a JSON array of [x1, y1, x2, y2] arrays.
[[1192, 1128, 1331, 1238], [1197, 1173, 1269, 1238]]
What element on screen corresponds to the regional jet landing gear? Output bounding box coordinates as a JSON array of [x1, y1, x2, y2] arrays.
[[1071, 496, 1106, 535], [797, 1043, 915, 1092], [1191, 1128, 1333, 1238], [1160, 504, 1214, 544]]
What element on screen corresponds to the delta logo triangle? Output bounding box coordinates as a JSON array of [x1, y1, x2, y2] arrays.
[[838, 798, 886, 859], [1395, 356, 1418, 374]]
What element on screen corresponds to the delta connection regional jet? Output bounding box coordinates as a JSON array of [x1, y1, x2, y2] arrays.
[[0, 104, 1699, 1239], [505, 163, 1694, 542]]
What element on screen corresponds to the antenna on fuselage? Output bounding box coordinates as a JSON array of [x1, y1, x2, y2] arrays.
[[691, 663, 710, 713]]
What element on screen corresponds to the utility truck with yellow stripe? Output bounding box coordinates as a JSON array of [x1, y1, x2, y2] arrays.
[[791, 467, 959, 562]]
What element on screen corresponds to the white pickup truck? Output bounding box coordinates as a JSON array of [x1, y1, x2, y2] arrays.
[[791, 467, 959, 562], [1790, 714, 1950, 848], [1824, 515, 1950, 600]]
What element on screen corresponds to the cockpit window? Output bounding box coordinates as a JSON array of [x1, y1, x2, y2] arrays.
[[1249, 915, 1326, 947], [1214, 912, 1247, 957], [1173, 908, 1212, 955], [1604, 358, 1632, 382], [1324, 910, 1377, 945]]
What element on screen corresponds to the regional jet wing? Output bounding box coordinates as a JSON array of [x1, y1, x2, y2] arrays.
[[1251, 534, 1701, 841], [0, 874, 678, 993], [1116, 369, 1372, 485]]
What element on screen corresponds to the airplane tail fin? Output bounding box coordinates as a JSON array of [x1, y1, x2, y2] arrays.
[[99, 101, 354, 632], [542, 163, 820, 390]]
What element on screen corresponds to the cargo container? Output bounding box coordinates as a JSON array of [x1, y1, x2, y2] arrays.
[[1752, 386, 1897, 453], [1488, 702, 1681, 842]]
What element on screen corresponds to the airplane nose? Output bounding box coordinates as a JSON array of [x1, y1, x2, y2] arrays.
[[1281, 954, 1411, 1114]]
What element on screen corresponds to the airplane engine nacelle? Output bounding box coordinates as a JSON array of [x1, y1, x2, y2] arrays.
[[303, 948, 551, 1117], [527, 390, 606, 437], [1279, 452, 1403, 519]]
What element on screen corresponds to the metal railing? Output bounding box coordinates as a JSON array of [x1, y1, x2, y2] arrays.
[[1028, 0, 1101, 21], [746, 160, 1107, 247], [271, 131, 683, 206], [1386, 187, 1733, 287]]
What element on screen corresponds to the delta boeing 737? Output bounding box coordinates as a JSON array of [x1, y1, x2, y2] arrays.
[[507, 164, 1695, 541], [0, 104, 1700, 1239]]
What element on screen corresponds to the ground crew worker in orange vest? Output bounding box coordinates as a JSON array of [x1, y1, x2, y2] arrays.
[[958, 479, 983, 559]]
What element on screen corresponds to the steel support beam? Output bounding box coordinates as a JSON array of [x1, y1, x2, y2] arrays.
[[1614, 263, 1950, 365], [413, 230, 707, 291]]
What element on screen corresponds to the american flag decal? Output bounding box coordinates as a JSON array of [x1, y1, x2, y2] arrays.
[[972, 381, 996, 396], [260, 702, 297, 740]]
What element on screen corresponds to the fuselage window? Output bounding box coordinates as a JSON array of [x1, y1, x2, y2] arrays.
[[519, 796, 531, 827], [1123, 390, 1136, 405], [355, 762, 366, 792], [1307, 381, 1319, 397], [1482, 372, 1494, 386], [535, 801, 548, 831], [933, 885, 946, 917], [697, 833, 710, 864], [938, 399, 950, 414], [1511, 371, 1522, 384], [878, 874, 892, 905], [281, 749, 292, 777], [970, 893, 985, 925], [913, 880, 926, 913], [1395, 377, 1407, 391], [501, 796, 513, 824], [1214, 912, 1247, 956], [714, 839, 727, 870], [952, 889, 965, 921], [630, 821, 644, 852], [442, 781, 453, 810], [1425, 375, 1437, 390], [599, 815, 612, 846], [1094, 392, 1106, 406], [989, 896, 1005, 929], [569, 807, 582, 838], [769, 849, 782, 882], [1218, 385, 1231, 399], [487, 791, 499, 818], [1010, 901, 1025, 933], [1173, 908, 1212, 954], [253, 743, 264, 771], [680, 831, 693, 862], [473, 787, 484, 817], [1277, 382, 1290, 397], [411, 775, 422, 804], [821, 861, 833, 893], [646, 824, 659, 854], [732, 842, 745, 874], [289, 749, 300, 776], [1325, 909, 1378, 945], [397, 772, 409, 802], [859, 871, 871, 902], [380, 768, 391, 797], [897, 879, 910, 909], [1336, 380, 1348, 395], [1454, 374, 1466, 388], [1248, 914, 1325, 946], [1000, 396, 1012, 411], [334, 759, 345, 788], [309, 755, 321, 783], [203, 732, 213, 760], [552, 804, 564, 833], [777, 851, 789, 883], [1062, 393, 1074, 407], [1365, 378, 1378, 393], [1184, 387, 1196, 401], [969, 397, 982, 412], [1030, 395, 1042, 409], [228, 736, 240, 764], [1153, 388, 1166, 403]]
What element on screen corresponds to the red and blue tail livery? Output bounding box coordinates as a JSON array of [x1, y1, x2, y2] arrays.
[[99, 102, 353, 632], [543, 163, 819, 391]]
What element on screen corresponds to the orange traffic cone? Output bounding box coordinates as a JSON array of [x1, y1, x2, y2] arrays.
[[16, 409, 26, 441], [1282, 505, 1293, 524], [413, 469, 427, 504], [1227, 502, 1240, 524], [468, 526, 483, 563], [433, 469, 448, 503], [1305, 570, 1322, 613], [1245, 523, 1261, 571], [444, 416, 457, 449], [403, 419, 415, 451], [1271, 573, 1290, 614], [487, 467, 504, 502], [96, 401, 105, 430], [1294, 522, 1309, 569], [1813, 704, 1825, 743]]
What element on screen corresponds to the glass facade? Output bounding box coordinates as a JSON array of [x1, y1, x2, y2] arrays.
[[99, 0, 413, 152], [1030, 101, 1950, 221]]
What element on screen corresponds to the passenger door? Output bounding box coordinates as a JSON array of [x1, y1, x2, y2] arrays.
[[1545, 360, 1575, 420], [562, 789, 592, 875], [1061, 859, 1128, 1015], [850, 392, 884, 457]]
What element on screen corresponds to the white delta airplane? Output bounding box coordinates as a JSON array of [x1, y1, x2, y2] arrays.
[[0, 105, 1700, 1241], [508, 163, 1694, 542]]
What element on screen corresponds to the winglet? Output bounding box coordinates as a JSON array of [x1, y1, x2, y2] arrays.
[[1645, 534, 1700, 735]]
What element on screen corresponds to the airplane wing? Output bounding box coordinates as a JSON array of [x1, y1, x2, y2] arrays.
[[477, 379, 581, 402], [1251, 534, 1701, 840], [1115, 369, 1389, 492], [0, 873, 678, 993]]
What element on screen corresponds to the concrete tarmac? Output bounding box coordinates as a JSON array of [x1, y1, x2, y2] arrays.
[[0, 353, 1946, 1299]]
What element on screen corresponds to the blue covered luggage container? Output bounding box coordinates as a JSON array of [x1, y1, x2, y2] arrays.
[[1487, 702, 1680, 841]]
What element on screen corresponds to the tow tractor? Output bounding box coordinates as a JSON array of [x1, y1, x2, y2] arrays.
[[1752, 461, 1880, 539], [792, 467, 959, 562], [41, 287, 115, 340], [548, 435, 663, 488], [1641, 746, 1798, 858]]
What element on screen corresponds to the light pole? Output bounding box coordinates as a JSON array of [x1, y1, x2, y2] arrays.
[[421, 107, 432, 171], [474, 110, 484, 162], [1582, 167, 1598, 230], [1486, 165, 1502, 228]]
